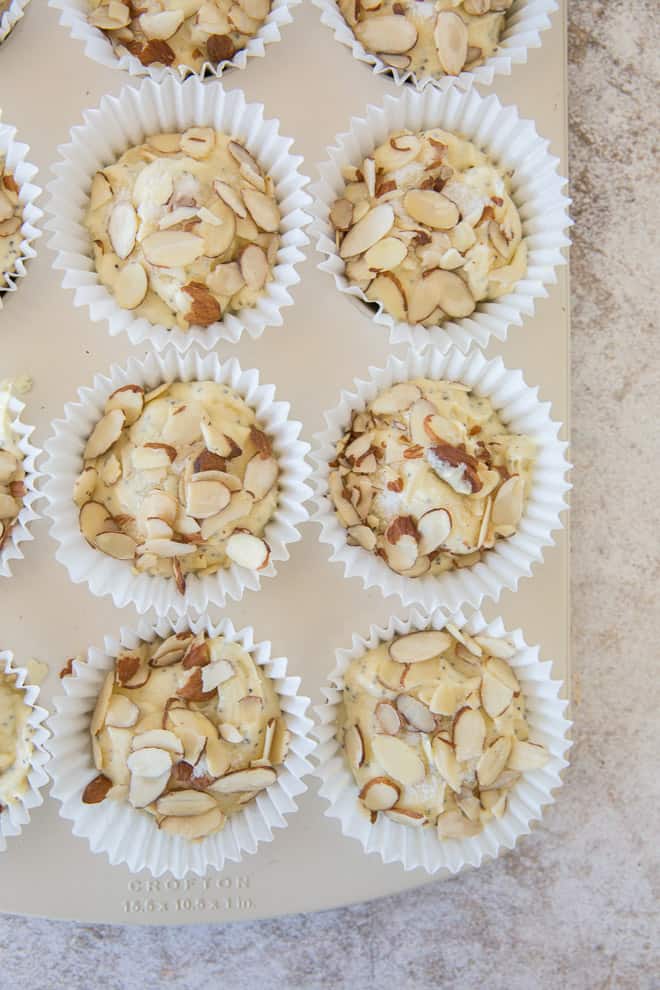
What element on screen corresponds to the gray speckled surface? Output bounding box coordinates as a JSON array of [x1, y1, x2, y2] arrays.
[[1, 1, 659, 987]]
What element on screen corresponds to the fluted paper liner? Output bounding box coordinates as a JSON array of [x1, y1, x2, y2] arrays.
[[45, 75, 311, 352], [0, 651, 50, 853], [0, 118, 42, 309], [42, 349, 312, 616], [0, 0, 30, 43], [0, 392, 43, 579], [311, 86, 571, 354], [314, 606, 571, 874], [49, 0, 298, 82], [312, 347, 570, 612], [48, 615, 314, 878], [313, 0, 557, 94]]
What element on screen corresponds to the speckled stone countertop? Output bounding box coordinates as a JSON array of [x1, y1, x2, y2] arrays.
[[0, 2, 658, 987]]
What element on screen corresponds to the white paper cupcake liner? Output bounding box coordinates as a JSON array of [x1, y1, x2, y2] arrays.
[[311, 86, 571, 354], [314, 605, 571, 874], [0, 118, 42, 308], [0, 390, 43, 579], [45, 75, 311, 353], [313, 0, 557, 94], [48, 614, 314, 877], [49, 0, 298, 82], [42, 349, 312, 616], [0, 0, 29, 43], [312, 346, 570, 612], [0, 650, 50, 853]]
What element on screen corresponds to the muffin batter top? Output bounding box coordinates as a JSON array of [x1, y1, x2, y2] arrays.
[[83, 630, 290, 840], [87, 0, 272, 72], [330, 126, 525, 328], [339, 0, 512, 81], [85, 128, 280, 332], [0, 161, 23, 289], [338, 625, 548, 838], [0, 672, 33, 812], [75, 380, 279, 589], [329, 377, 535, 577]]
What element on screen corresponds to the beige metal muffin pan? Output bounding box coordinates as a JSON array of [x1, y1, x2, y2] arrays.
[[0, 1, 570, 923]]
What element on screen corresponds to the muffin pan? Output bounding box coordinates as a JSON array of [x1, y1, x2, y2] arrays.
[[0, 0, 569, 922]]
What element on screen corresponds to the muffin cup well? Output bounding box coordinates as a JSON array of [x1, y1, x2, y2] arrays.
[[311, 346, 570, 613], [48, 614, 314, 878], [0, 388, 42, 579], [0, 0, 30, 43], [0, 650, 50, 853], [311, 86, 571, 354], [45, 75, 311, 352], [0, 118, 42, 308], [313, 0, 558, 94], [314, 606, 571, 874], [42, 349, 312, 617], [49, 0, 298, 82]]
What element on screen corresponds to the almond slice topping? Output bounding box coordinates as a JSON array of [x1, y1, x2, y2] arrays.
[[404, 189, 460, 231], [375, 701, 402, 735], [340, 204, 395, 259], [213, 179, 247, 218], [476, 736, 513, 788], [389, 630, 451, 664], [365, 272, 407, 321], [453, 706, 486, 762], [371, 734, 425, 785], [344, 724, 365, 770], [126, 747, 173, 779], [359, 776, 400, 812], [239, 243, 269, 291], [395, 694, 435, 733], [159, 807, 226, 839], [242, 188, 280, 233], [142, 230, 205, 268], [434, 10, 469, 76], [226, 532, 270, 570], [243, 453, 278, 500], [155, 790, 217, 817], [84, 408, 125, 460], [95, 531, 138, 561], [417, 508, 452, 555], [209, 766, 277, 794], [355, 15, 418, 55], [108, 201, 138, 261]]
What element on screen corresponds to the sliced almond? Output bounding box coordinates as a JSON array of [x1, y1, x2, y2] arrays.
[[340, 204, 395, 259], [432, 735, 462, 793], [200, 490, 254, 541], [142, 230, 205, 268], [475, 636, 516, 661], [156, 789, 217, 817], [389, 630, 451, 664], [410, 268, 476, 323], [209, 766, 277, 794], [207, 261, 245, 297], [484, 656, 520, 694], [239, 243, 269, 291], [201, 659, 235, 693], [476, 736, 512, 788], [126, 747, 173, 778], [104, 694, 140, 728], [346, 524, 377, 551], [481, 671, 514, 718], [385, 807, 427, 827], [226, 532, 270, 570], [82, 774, 113, 804], [371, 734, 425, 785], [89, 2, 131, 29], [434, 10, 469, 76], [138, 538, 197, 558], [180, 126, 215, 159], [375, 701, 402, 735], [453, 707, 486, 762], [385, 534, 418, 573], [213, 179, 247, 218], [228, 140, 261, 176], [395, 694, 435, 733], [79, 501, 114, 547], [73, 467, 99, 507], [417, 508, 452, 554], [218, 722, 242, 744], [365, 272, 407, 321], [243, 453, 278, 500], [186, 478, 231, 519], [355, 15, 417, 55], [364, 235, 407, 272], [108, 201, 138, 261], [492, 475, 525, 528], [344, 724, 365, 770], [429, 681, 461, 717], [404, 189, 460, 231], [140, 8, 184, 39], [436, 809, 481, 838], [507, 739, 549, 772], [90, 670, 115, 735], [167, 707, 217, 741], [89, 171, 112, 212], [104, 384, 144, 427], [242, 188, 280, 233], [132, 729, 183, 755], [330, 198, 353, 231], [95, 531, 137, 561], [159, 806, 225, 839], [84, 408, 125, 460], [359, 776, 400, 812]]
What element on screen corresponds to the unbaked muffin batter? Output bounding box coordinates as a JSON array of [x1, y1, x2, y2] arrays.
[[75, 380, 279, 589], [339, 0, 512, 80], [330, 126, 526, 328], [0, 672, 33, 811], [87, 0, 272, 72], [85, 128, 280, 332], [0, 161, 23, 289], [329, 378, 535, 576], [84, 630, 290, 840], [0, 380, 26, 552], [338, 625, 548, 838]]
